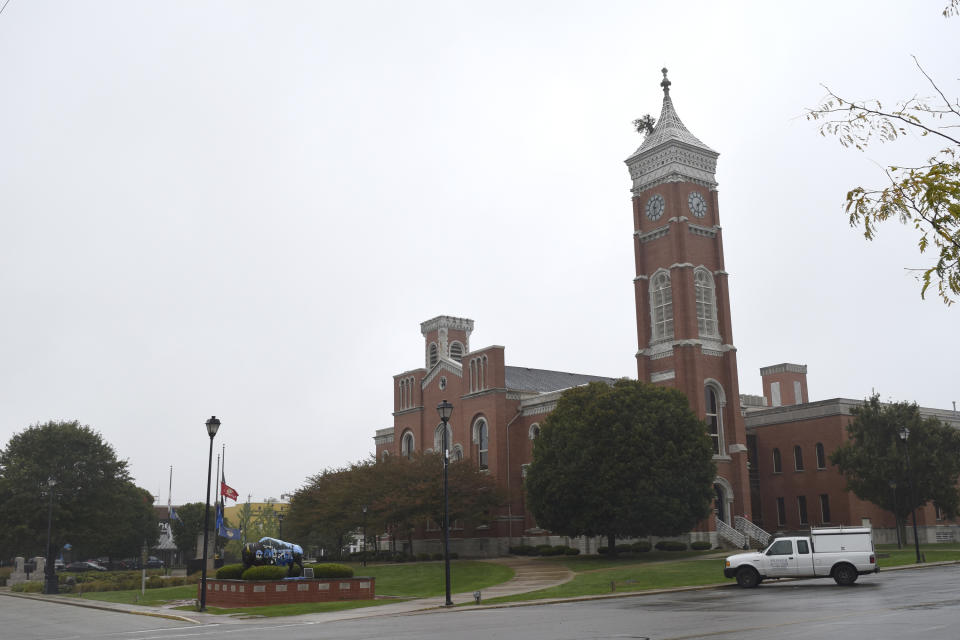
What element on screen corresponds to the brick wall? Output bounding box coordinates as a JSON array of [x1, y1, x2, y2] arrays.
[[200, 577, 375, 607]]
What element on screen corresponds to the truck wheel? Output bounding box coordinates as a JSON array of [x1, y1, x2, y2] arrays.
[[833, 563, 858, 586], [736, 567, 760, 588]]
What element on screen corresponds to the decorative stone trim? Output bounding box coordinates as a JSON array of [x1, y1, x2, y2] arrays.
[[420, 316, 474, 335], [422, 359, 463, 389], [728, 443, 748, 453], [759, 363, 808, 376], [688, 223, 718, 238], [650, 369, 675, 383], [201, 578, 375, 607], [636, 225, 670, 244]]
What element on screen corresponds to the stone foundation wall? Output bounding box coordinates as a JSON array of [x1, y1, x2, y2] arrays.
[[200, 577, 375, 607]]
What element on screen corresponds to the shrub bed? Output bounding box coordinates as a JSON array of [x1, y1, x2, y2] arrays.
[[655, 540, 688, 551], [690, 540, 712, 551], [307, 563, 354, 579], [241, 565, 287, 581], [216, 564, 245, 579]]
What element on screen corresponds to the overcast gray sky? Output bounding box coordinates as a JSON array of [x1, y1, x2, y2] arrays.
[[1, 1, 957, 506]]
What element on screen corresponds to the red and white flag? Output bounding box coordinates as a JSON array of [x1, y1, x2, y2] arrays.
[[221, 480, 238, 502]]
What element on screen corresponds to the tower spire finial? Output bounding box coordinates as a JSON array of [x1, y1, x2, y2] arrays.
[[660, 67, 671, 95]]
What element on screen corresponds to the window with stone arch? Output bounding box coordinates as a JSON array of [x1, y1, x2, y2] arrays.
[[649, 270, 674, 342], [400, 431, 414, 460], [772, 448, 782, 473], [452, 444, 464, 462], [473, 417, 489, 470], [815, 442, 826, 469], [434, 422, 452, 453], [428, 343, 439, 368], [449, 341, 464, 363], [794, 445, 805, 471], [529, 423, 541, 440], [704, 382, 725, 456], [694, 267, 719, 338]]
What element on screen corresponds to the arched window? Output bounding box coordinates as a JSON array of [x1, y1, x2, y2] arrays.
[[529, 423, 540, 440], [428, 343, 439, 368], [694, 267, 719, 338], [449, 341, 464, 362], [704, 385, 723, 455], [381, 450, 389, 462], [434, 423, 452, 452], [452, 444, 464, 462], [473, 418, 489, 470], [649, 270, 674, 342], [794, 445, 804, 471], [400, 431, 414, 460], [815, 443, 826, 469], [772, 448, 782, 473]]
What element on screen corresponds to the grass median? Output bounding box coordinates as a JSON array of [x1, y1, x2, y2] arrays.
[[72, 560, 514, 616]]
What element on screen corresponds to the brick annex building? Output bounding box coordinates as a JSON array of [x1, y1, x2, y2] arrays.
[[373, 71, 960, 555]]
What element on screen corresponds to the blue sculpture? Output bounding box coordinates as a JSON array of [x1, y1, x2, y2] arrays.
[[242, 537, 304, 569]]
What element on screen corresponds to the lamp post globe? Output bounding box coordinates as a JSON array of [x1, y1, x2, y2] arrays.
[[200, 416, 221, 612], [436, 400, 454, 606]]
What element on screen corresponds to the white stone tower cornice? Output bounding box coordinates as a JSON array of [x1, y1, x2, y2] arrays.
[[625, 69, 720, 194]]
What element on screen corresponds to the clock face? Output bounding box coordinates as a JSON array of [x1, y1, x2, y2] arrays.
[[645, 194, 665, 221], [688, 191, 707, 218]]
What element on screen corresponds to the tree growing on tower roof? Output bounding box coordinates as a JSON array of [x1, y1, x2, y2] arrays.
[[524, 379, 717, 554]]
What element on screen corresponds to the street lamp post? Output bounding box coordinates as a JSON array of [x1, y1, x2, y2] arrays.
[[437, 400, 454, 606], [898, 427, 922, 564], [888, 480, 902, 549], [200, 416, 221, 612], [43, 477, 58, 595], [361, 505, 368, 568], [278, 512, 285, 540]]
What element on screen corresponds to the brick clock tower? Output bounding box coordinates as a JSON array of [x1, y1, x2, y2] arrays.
[[625, 69, 751, 526]]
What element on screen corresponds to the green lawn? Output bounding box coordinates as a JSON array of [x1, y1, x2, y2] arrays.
[[484, 556, 725, 604], [348, 560, 514, 598], [73, 560, 514, 616], [67, 584, 197, 606], [876, 543, 960, 567]]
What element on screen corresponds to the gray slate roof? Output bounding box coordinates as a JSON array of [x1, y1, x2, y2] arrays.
[[504, 366, 617, 394], [628, 93, 716, 159]]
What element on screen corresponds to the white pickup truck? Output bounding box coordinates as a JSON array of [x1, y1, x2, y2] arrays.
[[724, 526, 878, 587]]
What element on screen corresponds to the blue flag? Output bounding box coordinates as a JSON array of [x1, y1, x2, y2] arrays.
[[170, 507, 181, 522], [215, 503, 224, 533], [220, 526, 242, 540]]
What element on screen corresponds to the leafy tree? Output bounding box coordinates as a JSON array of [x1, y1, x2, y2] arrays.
[[807, 4, 959, 304], [170, 502, 209, 558], [0, 420, 157, 566], [525, 379, 716, 553], [831, 395, 960, 531]]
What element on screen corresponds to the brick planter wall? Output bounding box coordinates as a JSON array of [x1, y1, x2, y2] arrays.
[[199, 577, 375, 607]]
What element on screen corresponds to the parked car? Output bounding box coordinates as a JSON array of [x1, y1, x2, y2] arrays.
[[63, 561, 107, 572], [145, 556, 164, 569]]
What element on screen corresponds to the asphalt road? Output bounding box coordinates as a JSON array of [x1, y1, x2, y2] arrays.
[[3, 565, 959, 640]]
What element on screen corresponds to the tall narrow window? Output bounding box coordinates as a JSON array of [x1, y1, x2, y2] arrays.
[[815, 443, 826, 470], [705, 386, 723, 455], [794, 445, 804, 471], [649, 270, 674, 341], [475, 419, 489, 470], [776, 497, 786, 526], [770, 382, 782, 407], [772, 448, 782, 473], [429, 343, 439, 368], [401, 432, 414, 460], [819, 494, 831, 523], [434, 423, 452, 452], [798, 495, 808, 525], [793, 380, 803, 404], [449, 341, 464, 362], [694, 267, 718, 337]]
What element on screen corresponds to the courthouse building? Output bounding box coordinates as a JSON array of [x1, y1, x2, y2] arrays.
[[373, 71, 960, 555]]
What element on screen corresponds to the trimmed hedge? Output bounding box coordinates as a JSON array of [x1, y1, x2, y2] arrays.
[[11, 581, 42, 593], [241, 565, 288, 581], [307, 563, 354, 579], [631, 541, 652, 553], [654, 540, 688, 551], [216, 564, 245, 579], [690, 540, 712, 551], [564, 547, 580, 556]]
